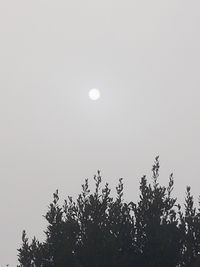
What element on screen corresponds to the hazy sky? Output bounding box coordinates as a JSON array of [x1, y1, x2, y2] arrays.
[[1, 1, 200, 265]]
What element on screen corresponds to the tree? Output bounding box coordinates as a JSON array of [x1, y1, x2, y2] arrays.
[[132, 157, 183, 267], [17, 158, 200, 267], [18, 230, 31, 266]]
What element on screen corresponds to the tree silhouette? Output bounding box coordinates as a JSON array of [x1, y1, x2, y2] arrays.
[[17, 158, 200, 267], [132, 157, 183, 267]]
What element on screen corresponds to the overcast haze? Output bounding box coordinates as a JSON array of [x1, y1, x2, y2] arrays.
[[1, 1, 200, 265]]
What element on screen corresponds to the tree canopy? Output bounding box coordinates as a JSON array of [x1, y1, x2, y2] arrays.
[[17, 157, 200, 267]]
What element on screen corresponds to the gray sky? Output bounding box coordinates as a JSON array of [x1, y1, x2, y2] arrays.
[[1, 1, 200, 265]]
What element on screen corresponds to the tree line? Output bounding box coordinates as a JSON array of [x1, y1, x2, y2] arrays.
[[17, 157, 200, 267]]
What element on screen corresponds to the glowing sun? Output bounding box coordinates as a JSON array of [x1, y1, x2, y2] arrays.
[[89, 88, 101, 101]]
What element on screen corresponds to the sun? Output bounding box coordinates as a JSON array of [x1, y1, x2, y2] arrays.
[[89, 88, 101, 101]]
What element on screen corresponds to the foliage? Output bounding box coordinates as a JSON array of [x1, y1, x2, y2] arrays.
[[18, 158, 200, 267]]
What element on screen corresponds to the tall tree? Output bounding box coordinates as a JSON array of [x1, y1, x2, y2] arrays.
[[17, 158, 200, 267], [133, 157, 183, 267]]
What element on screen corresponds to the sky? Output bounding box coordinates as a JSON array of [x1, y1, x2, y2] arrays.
[[0, 1, 200, 265]]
